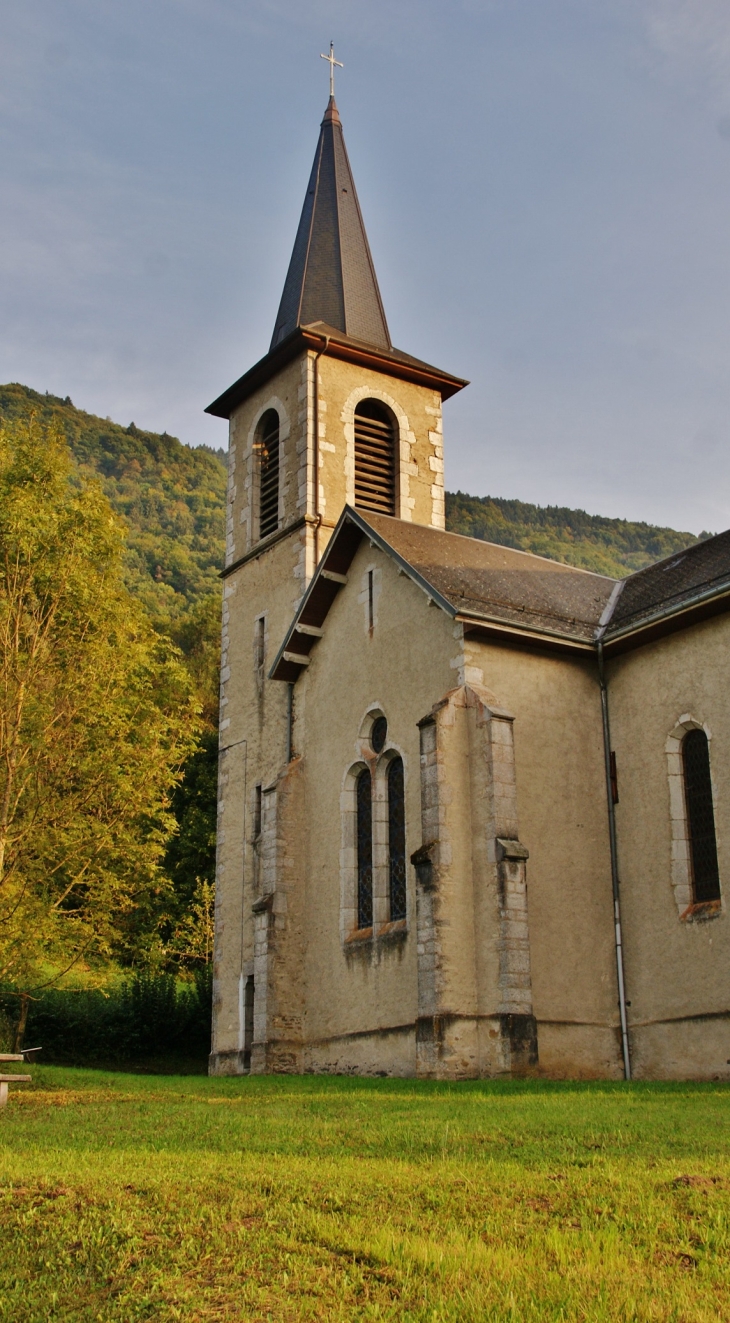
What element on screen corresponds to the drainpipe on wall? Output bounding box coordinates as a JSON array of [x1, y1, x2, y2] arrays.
[[311, 334, 330, 566], [286, 682, 294, 764], [596, 631, 632, 1081]]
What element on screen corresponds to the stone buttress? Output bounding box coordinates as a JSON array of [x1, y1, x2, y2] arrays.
[[413, 684, 537, 1078]]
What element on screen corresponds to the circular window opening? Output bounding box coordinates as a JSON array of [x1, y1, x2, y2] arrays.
[[371, 716, 388, 754]]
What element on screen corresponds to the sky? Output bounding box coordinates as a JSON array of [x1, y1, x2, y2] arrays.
[[1, 0, 729, 534]]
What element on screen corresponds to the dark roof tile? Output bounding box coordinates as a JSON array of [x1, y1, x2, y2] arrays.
[[270, 98, 391, 352], [362, 514, 617, 642], [605, 529, 730, 637]]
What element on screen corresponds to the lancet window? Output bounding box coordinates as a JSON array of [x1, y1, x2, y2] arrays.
[[255, 409, 280, 540], [388, 756, 407, 921], [354, 400, 397, 517], [356, 767, 373, 929], [683, 728, 720, 903]]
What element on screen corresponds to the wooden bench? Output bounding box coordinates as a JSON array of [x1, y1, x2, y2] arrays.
[[0, 1054, 32, 1106]]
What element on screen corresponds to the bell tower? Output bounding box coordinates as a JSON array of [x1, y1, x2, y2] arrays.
[[207, 83, 467, 1074]]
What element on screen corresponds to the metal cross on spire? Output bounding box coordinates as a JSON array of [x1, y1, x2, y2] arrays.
[[320, 41, 343, 97]]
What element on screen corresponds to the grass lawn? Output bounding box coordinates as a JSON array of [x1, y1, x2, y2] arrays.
[[0, 1068, 729, 1320]]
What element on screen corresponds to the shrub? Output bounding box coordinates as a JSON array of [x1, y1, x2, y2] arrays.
[[0, 969, 212, 1068]]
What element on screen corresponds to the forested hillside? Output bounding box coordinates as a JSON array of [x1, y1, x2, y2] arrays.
[[0, 384, 226, 631], [446, 492, 703, 579], [1, 384, 704, 609]]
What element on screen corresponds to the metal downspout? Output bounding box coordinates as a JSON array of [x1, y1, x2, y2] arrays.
[[596, 635, 632, 1080], [286, 682, 294, 764], [311, 334, 330, 566]]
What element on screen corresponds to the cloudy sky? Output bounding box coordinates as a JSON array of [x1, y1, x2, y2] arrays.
[[1, 1, 729, 533]]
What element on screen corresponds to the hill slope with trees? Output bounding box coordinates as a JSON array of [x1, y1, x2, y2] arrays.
[[0, 384, 226, 633], [445, 492, 704, 579], [2, 383, 705, 607]]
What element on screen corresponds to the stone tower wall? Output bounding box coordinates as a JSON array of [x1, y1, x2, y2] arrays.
[[211, 345, 451, 1073]]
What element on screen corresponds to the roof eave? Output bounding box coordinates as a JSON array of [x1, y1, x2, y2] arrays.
[[267, 513, 730, 680], [205, 326, 468, 421], [602, 580, 730, 656], [321, 330, 468, 399], [268, 506, 456, 683], [205, 328, 307, 419], [457, 613, 597, 654]]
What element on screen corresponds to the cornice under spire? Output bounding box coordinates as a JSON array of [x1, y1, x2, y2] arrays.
[[270, 99, 391, 352]]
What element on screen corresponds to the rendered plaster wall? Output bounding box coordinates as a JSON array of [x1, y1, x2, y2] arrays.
[[463, 635, 624, 1079], [293, 541, 457, 1073], [606, 615, 730, 1080]]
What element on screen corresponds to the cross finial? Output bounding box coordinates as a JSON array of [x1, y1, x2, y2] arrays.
[[320, 41, 343, 98]]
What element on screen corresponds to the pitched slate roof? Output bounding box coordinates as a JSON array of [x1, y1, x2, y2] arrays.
[[269, 508, 617, 680], [270, 98, 391, 352], [602, 529, 730, 642], [269, 509, 730, 682], [362, 514, 616, 643]]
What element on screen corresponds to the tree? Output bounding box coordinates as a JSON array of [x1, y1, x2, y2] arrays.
[[0, 415, 201, 1005]]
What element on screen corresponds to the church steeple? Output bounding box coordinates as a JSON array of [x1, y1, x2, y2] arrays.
[[270, 96, 392, 352]]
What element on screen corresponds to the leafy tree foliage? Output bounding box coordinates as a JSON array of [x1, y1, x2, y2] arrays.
[[0, 415, 200, 992], [167, 595, 222, 729], [0, 389, 223, 983], [0, 384, 226, 639], [0, 969, 212, 1065]]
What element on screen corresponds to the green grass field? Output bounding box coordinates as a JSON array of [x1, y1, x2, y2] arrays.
[[1, 1068, 729, 1321]]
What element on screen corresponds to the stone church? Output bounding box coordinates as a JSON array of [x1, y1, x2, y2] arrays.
[[207, 92, 730, 1081]]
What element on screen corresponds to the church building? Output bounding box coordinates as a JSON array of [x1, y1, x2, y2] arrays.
[[207, 89, 730, 1081]]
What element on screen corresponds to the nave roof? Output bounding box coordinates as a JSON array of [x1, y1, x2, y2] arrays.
[[270, 509, 730, 683], [269, 509, 618, 681]]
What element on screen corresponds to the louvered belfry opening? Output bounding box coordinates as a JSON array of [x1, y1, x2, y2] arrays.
[[256, 409, 280, 540], [683, 728, 721, 903], [354, 400, 397, 517]]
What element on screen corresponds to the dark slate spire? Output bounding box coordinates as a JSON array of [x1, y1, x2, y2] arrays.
[[270, 98, 391, 352]]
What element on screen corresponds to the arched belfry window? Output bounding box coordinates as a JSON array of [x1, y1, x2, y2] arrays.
[[356, 768, 373, 928], [354, 400, 397, 517], [255, 409, 280, 539], [683, 729, 720, 903], [388, 756, 406, 921]]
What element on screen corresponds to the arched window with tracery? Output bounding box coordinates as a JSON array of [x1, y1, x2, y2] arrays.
[[354, 400, 397, 516], [356, 767, 373, 928], [255, 409, 280, 539], [683, 728, 720, 902], [388, 756, 406, 921]]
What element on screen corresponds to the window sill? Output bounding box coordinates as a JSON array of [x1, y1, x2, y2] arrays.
[[378, 918, 408, 939], [681, 899, 723, 923], [345, 926, 373, 945], [344, 919, 408, 947]]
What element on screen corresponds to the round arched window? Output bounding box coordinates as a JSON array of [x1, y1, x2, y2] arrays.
[[255, 409, 280, 539], [354, 400, 396, 517]]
